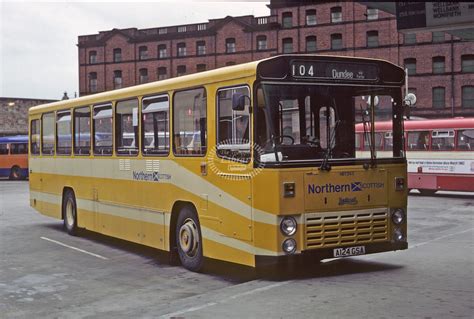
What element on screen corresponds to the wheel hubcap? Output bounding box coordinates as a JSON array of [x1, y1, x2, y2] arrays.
[[66, 200, 74, 227], [179, 218, 199, 257]]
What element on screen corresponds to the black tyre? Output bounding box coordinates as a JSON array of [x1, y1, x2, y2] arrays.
[[175, 206, 203, 272], [63, 190, 78, 236], [418, 189, 437, 196], [9, 166, 22, 180]]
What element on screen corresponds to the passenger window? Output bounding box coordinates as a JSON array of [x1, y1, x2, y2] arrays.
[[0, 144, 8, 155], [432, 130, 454, 150], [30, 119, 40, 155], [142, 95, 169, 155], [56, 111, 72, 155], [407, 131, 430, 150], [42, 112, 55, 155], [457, 129, 474, 151], [93, 104, 113, 155], [11, 143, 28, 155], [363, 132, 383, 151], [74, 106, 91, 155], [384, 132, 393, 151], [173, 88, 207, 155], [116, 99, 139, 156], [217, 86, 250, 162]]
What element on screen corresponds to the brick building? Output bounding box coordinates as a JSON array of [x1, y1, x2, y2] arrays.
[[78, 0, 474, 118], [0, 97, 57, 136]]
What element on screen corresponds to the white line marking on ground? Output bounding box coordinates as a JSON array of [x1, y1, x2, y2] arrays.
[[160, 281, 289, 318], [40, 237, 108, 260], [409, 227, 474, 249]]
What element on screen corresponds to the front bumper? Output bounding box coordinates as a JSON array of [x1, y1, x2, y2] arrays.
[[255, 241, 408, 268]]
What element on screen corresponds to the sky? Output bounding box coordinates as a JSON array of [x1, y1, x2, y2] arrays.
[[0, 1, 270, 100]]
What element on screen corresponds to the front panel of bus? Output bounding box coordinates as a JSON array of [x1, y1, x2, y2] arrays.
[[249, 56, 407, 265]]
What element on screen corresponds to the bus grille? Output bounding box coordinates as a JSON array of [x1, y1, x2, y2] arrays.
[[305, 209, 389, 249]]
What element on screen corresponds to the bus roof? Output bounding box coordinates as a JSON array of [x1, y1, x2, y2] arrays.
[[0, 135, 28, 144], [30, 54, 402, 115], [356, 118, 474, 131]]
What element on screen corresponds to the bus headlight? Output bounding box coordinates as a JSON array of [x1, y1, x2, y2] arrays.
[[393, 228, 405, 242], [282, 238, 297, 254], [391, 208, 405, 225], [280, 216, 297, 236]]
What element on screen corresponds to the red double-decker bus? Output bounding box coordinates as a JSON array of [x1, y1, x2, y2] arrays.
[[0, 135, 29, 180], [356, 118, 474, 195]]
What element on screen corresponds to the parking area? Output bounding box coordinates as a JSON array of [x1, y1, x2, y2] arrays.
[[1, 181, 473, 318]]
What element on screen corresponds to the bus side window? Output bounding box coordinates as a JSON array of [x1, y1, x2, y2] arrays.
[[11, 143, 28, 155], [31, 119, 40, 155], [0, 143, 8, 155], [432, 130, 454, 151], [93, 104, 113, 156], [142, 94, 169, 156], [41, 112, 55, 155], [173, 88, 207, 156], [407, 131, 429, 151], [74, 106, 91, 155], [217, 86, 250, 162], [457, 129, 474, 151], [116, 99, 139, 156], [56, 111, 72, 155]]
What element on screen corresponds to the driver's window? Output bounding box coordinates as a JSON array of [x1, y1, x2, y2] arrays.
[[280, 99, 300, 144], [319, 106, 335, 149], [217, 86, 250, 162]]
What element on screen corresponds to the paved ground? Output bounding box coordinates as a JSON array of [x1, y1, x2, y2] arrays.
[[0, 181, 473, 318]]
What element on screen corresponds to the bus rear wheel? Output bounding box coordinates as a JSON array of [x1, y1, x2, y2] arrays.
[[176, 206, 203, 272], [63, 190, 78, 236], [9, 166, 22, 180]]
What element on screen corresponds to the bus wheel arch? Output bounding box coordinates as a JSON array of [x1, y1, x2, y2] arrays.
[[9, 166, 22, 180], [62, 187, 78, 236], [170, 201, 204, 271]]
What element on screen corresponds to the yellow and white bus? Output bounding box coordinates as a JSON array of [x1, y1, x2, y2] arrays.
[[29, 55, 408, 271]]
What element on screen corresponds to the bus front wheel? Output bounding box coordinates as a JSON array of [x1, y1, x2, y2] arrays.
[[176, 206, 203, 272], [9, 166, 22, 180], [63, 190, 78, 236]]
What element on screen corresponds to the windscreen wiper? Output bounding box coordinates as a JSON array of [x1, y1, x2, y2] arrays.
[[319, 119, 340, 172]]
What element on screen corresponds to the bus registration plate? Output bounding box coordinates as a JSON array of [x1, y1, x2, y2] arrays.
[[333, 246, 366, 257]]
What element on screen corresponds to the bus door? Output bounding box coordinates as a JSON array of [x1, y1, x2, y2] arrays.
[[212, 86, 253, 241]]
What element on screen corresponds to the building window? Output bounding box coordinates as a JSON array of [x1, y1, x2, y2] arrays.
[[89, 51, 97, 64], [462, 86, 474, 108], [139, 68, 148, 84], [157, 67, 167, 80], [226, 38, 236, 53], [113, 48, 122, 62], [158, 44, 167, 59], [366, 30, 379, 48], [432, 31, 445, 43], [116, 99, 139, 155], [306, 9, 316, 25], [306, 36, 317, 52], [88, 72, 97, 93], [197, 64, 206, 72], [282, 38, 293, 53], [282, 12, 293, 28], [113, 70, 122, 89], [331, 33, 343, 50], [177, 42, 186, 57], [331, 6, 342, 23], [139, 46, 148, 60], [432, 87, 445, 108], [404, 33, 416, 44], [257, 35, 267, 51], [366, 8, 378, 20], [173, 88, 207, 155], [177, 65, 186, 76], [178, 26, 186, 33], [196, 41, 206, 56], [158, 28, 167, 35], [461, 55, 474, 73], [432, 56, 445, 74], [404, 58, 416, 75]]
